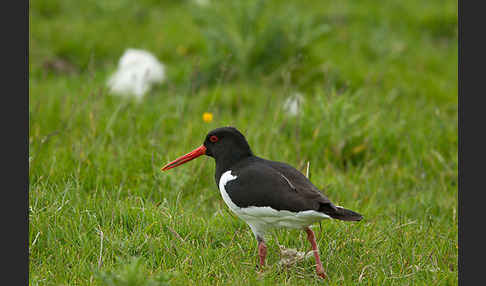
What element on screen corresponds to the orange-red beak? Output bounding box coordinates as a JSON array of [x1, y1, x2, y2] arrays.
[[161, 145, 207, 171]]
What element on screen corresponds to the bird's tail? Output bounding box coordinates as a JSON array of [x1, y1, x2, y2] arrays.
[[320, 203, 363, 221]]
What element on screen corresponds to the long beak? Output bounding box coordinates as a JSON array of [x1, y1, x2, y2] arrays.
[[161, 145, 207, 171]]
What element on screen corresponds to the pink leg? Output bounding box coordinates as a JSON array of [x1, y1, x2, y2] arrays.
[[305, 227, 327, 279], [257, 238, 267, 269]]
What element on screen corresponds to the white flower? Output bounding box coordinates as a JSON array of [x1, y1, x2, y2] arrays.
[[283, 92, 305, 116], [193, 0, 210, 6], [107, 49, 166, 100]]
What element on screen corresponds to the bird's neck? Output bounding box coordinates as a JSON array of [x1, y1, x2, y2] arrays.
[[214, 150, 253, 184]]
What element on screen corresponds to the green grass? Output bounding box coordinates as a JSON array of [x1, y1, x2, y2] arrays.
[[29, 0, 457, 285]]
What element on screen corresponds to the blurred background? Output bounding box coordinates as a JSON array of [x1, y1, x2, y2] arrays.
[[29, 0, 458, 285]]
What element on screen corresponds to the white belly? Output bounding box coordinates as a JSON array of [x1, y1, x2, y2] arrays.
[[218, 170, 330, 238]]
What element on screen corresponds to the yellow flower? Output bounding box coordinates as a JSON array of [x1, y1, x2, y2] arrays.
[[202, 112, 213, 123], [176, 45, 188, 56], [352, 144, 367, 154]]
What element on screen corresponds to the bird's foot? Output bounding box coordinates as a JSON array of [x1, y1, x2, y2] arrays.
[[316, 266, 327, 279], [255, 265, 267, 279]]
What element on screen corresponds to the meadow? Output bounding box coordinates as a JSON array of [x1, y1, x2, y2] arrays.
[[29, 0, 458, 285]]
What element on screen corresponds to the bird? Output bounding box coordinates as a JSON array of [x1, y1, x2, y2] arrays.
[[161, 126, 363, 279]]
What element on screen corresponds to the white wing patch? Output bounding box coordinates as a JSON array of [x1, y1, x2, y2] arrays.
[[218, 170, 331, 239]]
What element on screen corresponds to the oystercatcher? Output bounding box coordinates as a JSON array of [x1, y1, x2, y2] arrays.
[[161, 127, 363, 279]]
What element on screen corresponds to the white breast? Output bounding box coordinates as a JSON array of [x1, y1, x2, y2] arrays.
[[218, 170, 331, 239]]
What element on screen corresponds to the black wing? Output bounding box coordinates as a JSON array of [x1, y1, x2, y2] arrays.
[[262, 158, 362, 221], [225, 160, 332, 212], [260, 158, 333, 203], [226, 157, 363, 221]]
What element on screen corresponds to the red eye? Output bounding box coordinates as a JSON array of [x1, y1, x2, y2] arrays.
[[209, 135, 218, 143]]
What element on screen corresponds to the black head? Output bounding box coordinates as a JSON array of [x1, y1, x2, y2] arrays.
[[203, 127, 253, 160], [161, 126, 253, 171]]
